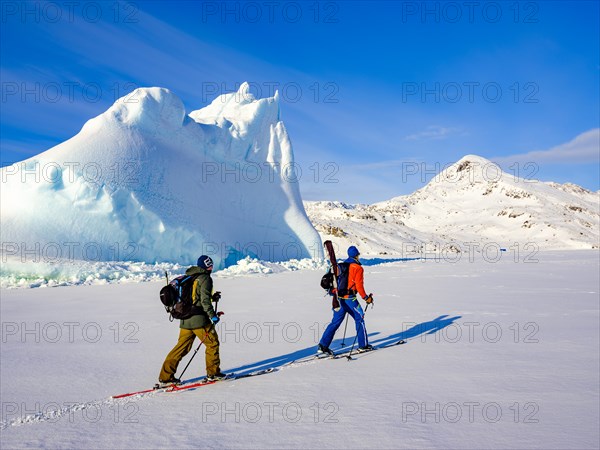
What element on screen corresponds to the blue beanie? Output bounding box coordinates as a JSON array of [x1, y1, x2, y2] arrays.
[[347, 246, 360, 258], [197, 255, 214, 270]]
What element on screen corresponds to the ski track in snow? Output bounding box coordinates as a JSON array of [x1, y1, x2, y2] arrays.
[[0, 396, 146, 430], [0, 346, 380, 429]]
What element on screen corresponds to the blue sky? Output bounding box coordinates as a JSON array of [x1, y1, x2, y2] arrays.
[[1, 0, 598, 203]]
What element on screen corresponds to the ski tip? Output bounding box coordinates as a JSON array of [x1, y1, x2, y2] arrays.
[[112, 385, 161, 399]]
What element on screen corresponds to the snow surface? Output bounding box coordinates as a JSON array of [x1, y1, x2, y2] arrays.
[[306, 155, 600, 256], [0, 84, 322, 269], [1, 250, 598, 449]]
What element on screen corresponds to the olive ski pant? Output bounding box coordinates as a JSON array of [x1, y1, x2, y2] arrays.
[[159, 325, 220, 381]]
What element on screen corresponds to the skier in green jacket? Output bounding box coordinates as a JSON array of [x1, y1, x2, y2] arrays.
[[158, 255, 226, 385]]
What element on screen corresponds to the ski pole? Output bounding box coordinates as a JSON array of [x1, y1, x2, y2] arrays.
[[340, 315, 349, 346], [178, 296, 223, 380], [211, 294, 222, 337], [347, 303, 370, 361]]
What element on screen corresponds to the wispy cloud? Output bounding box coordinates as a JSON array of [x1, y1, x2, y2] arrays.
[[493, 129, 600, 164], [404, 126, 466, 141], [0, 136, 62, 161]]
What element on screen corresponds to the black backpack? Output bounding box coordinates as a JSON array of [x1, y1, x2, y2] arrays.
[[320, 270, 334, 292], [320, 263, 352, 296], [160, 273, 201, 321]]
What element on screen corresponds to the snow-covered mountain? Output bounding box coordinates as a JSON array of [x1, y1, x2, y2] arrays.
[[306, 155, 599, 256], [1, 84, 322, 268]]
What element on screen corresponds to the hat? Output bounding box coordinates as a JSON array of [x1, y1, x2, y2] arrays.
[[197, 255, 214, 270], [347, 246, 360, 258]]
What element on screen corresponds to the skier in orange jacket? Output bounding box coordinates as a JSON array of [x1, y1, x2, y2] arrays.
[[318, 246, 373, 355]]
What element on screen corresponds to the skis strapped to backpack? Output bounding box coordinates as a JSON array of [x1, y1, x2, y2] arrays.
[[323, 240, 341, 311]]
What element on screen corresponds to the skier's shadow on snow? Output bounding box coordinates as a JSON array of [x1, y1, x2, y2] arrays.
[[368, 314, 462, 348], [212, 314, 461, 378]]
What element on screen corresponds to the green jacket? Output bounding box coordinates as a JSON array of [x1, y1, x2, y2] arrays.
[[179, 266, 216, 330]]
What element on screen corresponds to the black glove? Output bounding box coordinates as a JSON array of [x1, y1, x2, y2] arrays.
[[212, 291, 221, 302]]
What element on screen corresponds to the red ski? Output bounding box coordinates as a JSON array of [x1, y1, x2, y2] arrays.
[[111, 369, 273, 399], [323, 240, 341, 311]]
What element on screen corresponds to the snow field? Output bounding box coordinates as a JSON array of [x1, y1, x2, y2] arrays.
[[1, 250, 598, 448]]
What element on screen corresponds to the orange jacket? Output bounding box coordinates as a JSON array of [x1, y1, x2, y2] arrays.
[[340, 261, 367, 299]]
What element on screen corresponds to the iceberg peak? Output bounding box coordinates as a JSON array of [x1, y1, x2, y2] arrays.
[[106, 87, 186, 129]]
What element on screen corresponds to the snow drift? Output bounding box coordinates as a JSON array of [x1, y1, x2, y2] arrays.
[[0, 84, 323, 268]]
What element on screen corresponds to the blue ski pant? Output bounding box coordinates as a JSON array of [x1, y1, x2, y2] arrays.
[[320, 298, 368, 348]]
